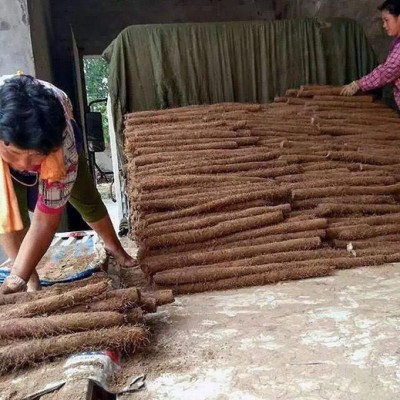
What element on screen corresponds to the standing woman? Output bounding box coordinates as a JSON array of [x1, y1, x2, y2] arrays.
[[0, 74, 135, 294], [341, 0, 400, 109]]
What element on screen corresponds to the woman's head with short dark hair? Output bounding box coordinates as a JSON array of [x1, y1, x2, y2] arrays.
[[0, 75, 66, 155], [379, 0, 400, 16]]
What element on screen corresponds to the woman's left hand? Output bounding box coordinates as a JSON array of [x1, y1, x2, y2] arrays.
[[341, 81, 360, 96]]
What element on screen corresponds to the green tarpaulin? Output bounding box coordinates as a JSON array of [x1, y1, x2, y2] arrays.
[[103, 18, 378, 151]]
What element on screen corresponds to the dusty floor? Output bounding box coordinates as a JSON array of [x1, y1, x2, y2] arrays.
[[119, 263, 400, 400], [1, 263, 399, 400]]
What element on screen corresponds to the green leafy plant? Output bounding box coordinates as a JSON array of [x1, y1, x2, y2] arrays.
[[83, 57, 110, 143]]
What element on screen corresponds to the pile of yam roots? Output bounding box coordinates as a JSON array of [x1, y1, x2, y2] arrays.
[[0, 274, 174, 375], [125, 85, 400, 294]]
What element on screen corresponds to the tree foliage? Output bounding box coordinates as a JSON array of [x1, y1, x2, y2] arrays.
[[83, 57, 110, 143]]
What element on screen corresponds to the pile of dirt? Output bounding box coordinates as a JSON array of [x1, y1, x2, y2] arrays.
[[124, 86, 400, 293]]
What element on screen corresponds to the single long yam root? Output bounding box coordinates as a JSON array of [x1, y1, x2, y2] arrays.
[[142, 237, 322, 274], [143, 211, 283, 249], [153, 249, 345, 285], [0, 282, 108, 319], [0, 326, 148, 375], [0, 311, 127, 339], [166, 264, 334, 294], [63, 287, 140, 313], [141, 206, 283, 238], [144, 187, 290, 224]]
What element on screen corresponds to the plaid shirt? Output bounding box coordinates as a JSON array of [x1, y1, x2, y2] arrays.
[[359, 37, 400, 108]]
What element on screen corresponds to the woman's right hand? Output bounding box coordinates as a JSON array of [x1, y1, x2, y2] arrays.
[[0, 274, 27, 294], [341, 81, 360, 96]]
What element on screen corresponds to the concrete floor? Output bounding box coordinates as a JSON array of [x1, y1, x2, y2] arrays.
[[0, 264, 399, 399], [120, 264, 400, 400]]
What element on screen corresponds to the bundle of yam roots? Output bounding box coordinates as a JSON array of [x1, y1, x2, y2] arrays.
[[0, 273, 174, 375], [125, 85, 400, 294]]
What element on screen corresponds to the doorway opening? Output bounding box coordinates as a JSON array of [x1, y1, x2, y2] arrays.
[[83, 56, 119, 230]]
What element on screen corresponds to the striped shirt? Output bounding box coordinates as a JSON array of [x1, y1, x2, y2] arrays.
[[359, 37, 400, 108], [36, 124, 78, 214]]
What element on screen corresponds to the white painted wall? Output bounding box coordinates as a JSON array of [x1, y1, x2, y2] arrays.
[[0, 0, 35, 262], [0, 0, 35, 76]]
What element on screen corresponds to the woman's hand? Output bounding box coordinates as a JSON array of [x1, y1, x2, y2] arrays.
[[341, 81, 360, 96], [10, 209, 62, 284], [0, 274, 27, 294]]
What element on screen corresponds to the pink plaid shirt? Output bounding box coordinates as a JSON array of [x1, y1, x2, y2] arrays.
[[359, 37, 400, 108]]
